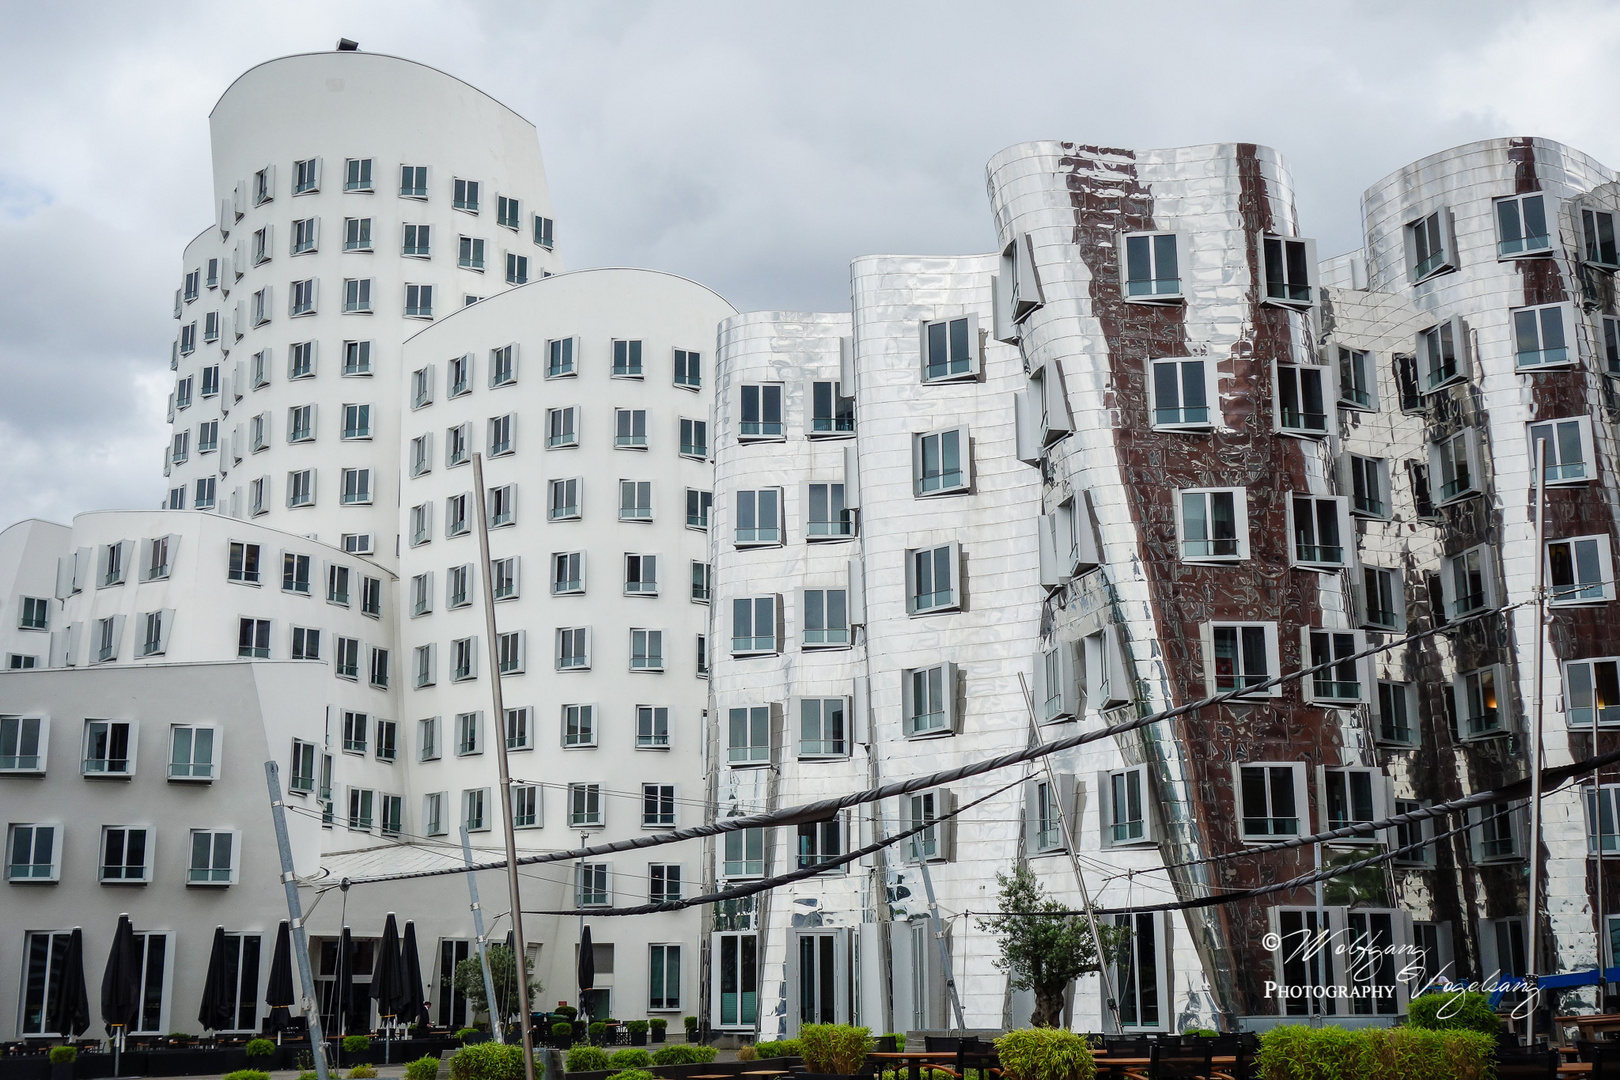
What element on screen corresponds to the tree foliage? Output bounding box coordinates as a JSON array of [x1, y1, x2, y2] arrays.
[[974, 864, 1129, 1027], [452, 945, 541, 1028]]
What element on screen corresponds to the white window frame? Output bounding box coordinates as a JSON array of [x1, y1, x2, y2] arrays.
[[1529, 416, 1595, 486], [186, 828, 239, 886], [1205, 621, 1280, 699], [1287, 494, 1352, 571], [1547, 534, 1616, 606], [905, 542, 960, 615], [1120, 230, 1184, 303], [1147, 356, 1216, 431], [919, 314, 980, 383], [1417, 316, 1468, 392], [902, 662, 958, 738], [1259, 234, 1318, 309], [1275, 363, 1329, 437], [1494, 192, 1553, 259], [912, 425, 971, 497], [1454, 664, 1509, 740], [1510, 301, 1575, 370], [1235, 762, 1307, 842], [1176, 488, 1248, 562], [1404, 207, 1457, 284]]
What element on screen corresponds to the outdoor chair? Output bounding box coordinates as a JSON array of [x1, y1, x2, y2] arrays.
[[1494, 1050, 1558, 1080], [1148, 1039, 1212, 1080], [1577, 1041, 1609, 1078]]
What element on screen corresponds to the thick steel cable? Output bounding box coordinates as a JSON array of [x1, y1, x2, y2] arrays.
[[334, 600, 1528, 887]]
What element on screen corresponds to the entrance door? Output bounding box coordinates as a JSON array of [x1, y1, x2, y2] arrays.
[[790, 931, 849, 1033], [711, 933, 757, 1030]]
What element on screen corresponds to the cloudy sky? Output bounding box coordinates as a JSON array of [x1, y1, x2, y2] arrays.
[[1, 0, 1616, 529]]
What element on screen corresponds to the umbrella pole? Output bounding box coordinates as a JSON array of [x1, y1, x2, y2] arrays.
[[113, 1026, 120, 1078]]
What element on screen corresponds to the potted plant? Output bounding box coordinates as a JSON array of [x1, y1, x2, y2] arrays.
[[588, 1022, 608, 1046], [649, 1019, 667, 1044], [48, 1046, 76, 1080], [683, 1016, 699, 1043], [342, 1035, 373, 1066], [798, 1024, 873, 1080], [625, 1021, 648, 1047], [550, 1022, 573, 1050], [245, 1039, 277, 1069], [994, 1029, 1096, 1080]]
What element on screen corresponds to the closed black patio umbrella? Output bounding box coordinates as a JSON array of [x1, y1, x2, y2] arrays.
[[264, 922, 295, 1035], [332, 928, 355, 1038], [399, 922, 429, 1028], [576, 925, 595, 1023], [369, 915, 406, 1062], [100, 914, 141, 1077], [51, 928, 91, 1038], [198, 926, 235, 1032]]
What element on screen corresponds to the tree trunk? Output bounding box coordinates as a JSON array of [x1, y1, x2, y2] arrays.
[[1031, 984, 1067, 1028]]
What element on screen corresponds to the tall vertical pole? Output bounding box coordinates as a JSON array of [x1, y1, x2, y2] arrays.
[[913, 853, 967, 1031], [1528, 437, 1549, 1033], [1598, 651, 1608, 1000], [462, 826, 505, 1045], [264, 762, 331, 1080], [472, 453, 535, 1078], [1017, 673, 1123, 1030]]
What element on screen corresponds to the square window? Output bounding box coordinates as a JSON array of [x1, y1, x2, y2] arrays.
[[1323, 768, 1382, 838], [1442, 545, 1495, 617], [569, 783, 604, 828], [1237, 763, 1303, 840], [1149, 357, 1213, 429], [549, 478, 580, 520], [451, 637, 477, 681], [1121, 231, 1182, 301], [400, 165, 428, 198], [613, 339, 643, 378], [636, 706, 670, 748], [802, 588, 849, 647], [505, 252, 528, 284], [730, 596, 779, 655], [405, 283, 433, 319], [796, 816, 845, 869], [798, 697, 848, 758], [1429, 430, 1479, 504], [1548, 535, 1615, 605], [727, 705, 774, 765], [906, 543, 959, 615], [547, 337, 576, 377], [343, 217, 373, 252], [808, 380, 854, 434], [344, 157, 373, 192], [557, 626, 591, 670], [0, 716, 46, 773], [723, 828, 766, 879], [453, 178, 480, 213], [1276, 364, 1328, 435], [1511, 302, 1572, 368], [738, 384, 783, 439], [563, 704, 596, 748], [83, 721, 138, 776], [680, 418, 708, 459], [615, 408, 648, 448], [1495, 193, 1552, 258], [1530, 416, 1594, 484], [1566, 658, 1620, 727], [913, 426, 970, 496], [1347, 455, 1389, 519], [1208, 622, 1278, 698], [619, 480, 652, 521], [6, 824, 60, 882], [187, 829, 236, 885], [624, 553, 658, 596], [903, 662, 956, 737], [1405, 208, 1457, 283], [168, 724, 216, 781], [674, 348, 701, 389], [1454, 665, 1506, 739], [1303, 629, 1366, 704], [546, 406, 578, 448], [1177, 488, 1247, 561], [1289, 495, 1351, 569], [1260, 235, 1317, 308], [921, 316, 978, 382], [1417, 317, 1467, 391], [734, 489, 779, 544]]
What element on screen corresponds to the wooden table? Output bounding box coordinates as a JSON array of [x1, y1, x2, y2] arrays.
[[1557, 1013, 1620, 1040], [1092, 1057, 1150, 1079], [868, 1050, 965, 1080]]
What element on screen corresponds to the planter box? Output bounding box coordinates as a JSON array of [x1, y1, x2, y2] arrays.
[[49, 1066, 73, 1080], [628, 1032, 647, 1047], [650, 1030, 666, 1044]]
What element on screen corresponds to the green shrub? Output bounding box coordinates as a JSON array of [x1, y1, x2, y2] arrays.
[[886, 1034, 906, 1052], [609, 1049, 651, 1068], [48, 1047, 77, 1065], [555, 1005, 578, 1019], [566, 1045, 612, 1072], [457, 1028, 480, 1044], [552, 1022, 574, 1039], [348, 1067, 378, 1080], [298, 1073, 319, 1080], [1406, 990, 1502, 1037], [648, 1019, 667, 1032], [624, 1021, 648, 1036], [405, 1055, 442, 1080], [1255, 1026, 1494, 1080], [736, 1046, 757, 1063], [223, 1071, 270, 1080], [588, 1021, 608, 1043], [607, 1071, 656, 1080], [754, 1039, 802, 1059], [449, 1042, 527, 1080], [1181, 1029, 1218, 1038], [649, 1044, 717, 1066], [245, 1039, 277, 1058], [682, 1016, 698, 1030], [799, 1024, 873, 1076], [995, 1028, 1096, 1080], [343, 1036, 373, 1053]]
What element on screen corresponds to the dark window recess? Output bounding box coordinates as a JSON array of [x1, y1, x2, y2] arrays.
[[1394, 354, 1423, 413], [1408, 462, 1436, 519]]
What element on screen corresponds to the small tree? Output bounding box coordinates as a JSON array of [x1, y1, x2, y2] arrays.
[[976, 864, 1128, 1027], [452, 945, 541, 1028]]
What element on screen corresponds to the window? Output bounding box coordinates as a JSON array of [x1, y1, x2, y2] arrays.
[[511, 784, 539, 828], [335, 636, 360, 680], [731, 596, 779, 655], [400, 164, 427, 198], [563, 704, 596, 748], [615, 408, 648, 449], [678, 488, 710, 531], [809, 380, 853, 434], [346, 787, 376, 832], [1360, 567, 1404, 631], [458, 235, 485, 270], [237, 618, 270, 659], [140, 610, 168, 656], [1430, 430, 1479, 505], [739, 383, 783, 438], [1375, 681, 1417, 745], [6, 824, 59, 882], [724, 827, 766, 878], [179, 323, 197, 356], [341, 403, 373, 441], [799, 484, 852, 543], [1209, 622, 1277, 697], [727, 705, 773, 765], [1568, 658, 1620, 727], [289, 278, 316, 317], [902, 790, 951, 862], [463, 788, 488, 832], [289, 740, 317, 794], [1406, 208, 1456, 282], [451, 638, 476, 681], [1529, 417, 1594, 484], [339, 156, 373, 192], [1112, 911, 1166, 1028], [552, 551, 584, 595], [489, 484, 515, 527], [7, 655, 37, 670], [399, 222, 431, 258], [613, 339, 643, 377], [797, 817, 844, 869], [569, 783, 604, 828], [454, 711, 482, 756], [620, 480, 652, 521], [422, 791, 446, 836], [907, 543, 958, 614], [1512, 302, 1571, 368], [1029, 778, 1069, 853], [1418, 318, 1466, 391], [621, 553, 659, 596], [1119, 230, 1182, 301], [506, 252, 529, 284], [630, 630, 663, 671], [1548, 535, 1615, 605], [557, 627, 591, 670], [413, 643, 436, 688], [453, 178, 480, 212], [505, 707, 531, 751], [342, 215, 374, 253], [1391, 799, 1433, 866], [803, 588, 850, 647], [288, 403, 314, 440], [183, 269, 200, 302], [1495, 192, 1551, 257], [1276, 364, 1327, 435], [1178, 488, 1246, 560], [193, 477, 216, 510], [416, 718, 441, 763], [1473, 803, 1520, 861], [1105, 766, 1149, 845], [492, 556, 518, 600], [170, 430, 190, 465], [546, 337, 576, 377], [187, 829, 236, 885], [446, 422, 470, 466], [198, 418, 219, 451], [19, 597, 48, 631], [1258, 234, 1316, 307], [1393, 353, 1423, 412], [534, 214, 555, 248], [337, 341, 372, 379], [290, 217, 319, 256], [370, 646, 391, 688], [276, 552, 309, 596], [904, 663, 956, 737], [1305, 629, 1365, 704], [1584, 207, 1619, 269], [448, 354, 471, 396], [1238, 764, 1303, 839], [914, 426, 969, 495], [169, 725, 216, 781], [1443, 545, 1494, 617], [1148, 357, 1212, 429], [1347, 456, 1388, 518], [0, 716, 44, 772], [574, 862, 610, 908], [496, 631, 524, 675], [334, 709, 367, 755], [1290, 496, 1350, 569], [99, 826, 150, 884], [678, 418, 708, 459], [203, 311, 221, 344], [733, 488, 780, 544], [491, 193, 520, 230], [323, 564, 351, 608], [290, 626, 320, 660], [446, 493, 470, 536], [490, 344, 517, 387], [921, 316, 978, 381], [546, 406, 578, 448], [639, 782, 676, 827], [405, 284, 433, 318], [1587, 786, 1620, 855], [549, 478, 580, 520], [1455, 666, 1506, 738], [248, 477, 267, 516]]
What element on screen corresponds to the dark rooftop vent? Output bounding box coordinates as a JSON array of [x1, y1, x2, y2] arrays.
[[336, 38, 360, 51]]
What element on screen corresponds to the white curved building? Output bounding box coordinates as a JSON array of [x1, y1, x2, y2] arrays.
[[166, 49, 561, 560]]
